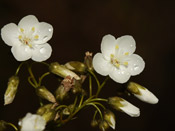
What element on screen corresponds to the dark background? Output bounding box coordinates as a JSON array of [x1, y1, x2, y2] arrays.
[[0, 0, 174, 131]]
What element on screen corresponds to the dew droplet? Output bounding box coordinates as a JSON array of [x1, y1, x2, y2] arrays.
[[48, 27, 52, 32]]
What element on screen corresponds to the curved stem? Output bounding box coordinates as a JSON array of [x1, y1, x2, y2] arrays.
[[93, 110, 98, 120], [38, 72, 50, 86], [28, 76, 37, 88], [7, 123, 18, 131], [27, 63, 38, 88], [86, 103, 103, 120], [88, 70, 100, 89], [15, 62, 25, 75]]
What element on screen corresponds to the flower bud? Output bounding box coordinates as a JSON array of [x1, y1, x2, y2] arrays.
[[62, 104, 74, 115], [49, 62, 80, 80], [37, 104, 56, 122], [84, 51, 93, 71], [127, 82, 159, 104], [103, 110, 116, 129], [37, 104, 53, 115], [91, 119, 98, 127], [4, 75, 19, 105], [71, 80, 82, 94], [108, 96, 140, 117], [99, 120, 109, 131], [36, 86, 56, 103], [65, 61, 87, 74], [42, 109, 56, 123]]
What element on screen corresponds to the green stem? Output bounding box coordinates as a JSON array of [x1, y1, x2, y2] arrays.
[[15, 62, 25, 75], [27, 63, 38, 88], [88, 70, 100, 88], [78, 95, 84, 108], [38, 72, 50, 86], [93, 110, 98, 120], [28, 76, 37, 88], [86, 103, 103, 120], [7, 123, 18, 131], [96, 76, 109, 97], [89, 74, 92, 97]]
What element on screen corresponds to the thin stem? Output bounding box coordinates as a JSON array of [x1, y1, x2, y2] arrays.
[[93, 110, 98, 120], [27, 63, 38, 87], [78, 95, 84, 108], [38, 72, 50, 86], [92, 102, 106, 110], [56, 105, 68, 111], [28, 76, 37, 88], [86, 103, 103, 120], [88, 70, 100, 88], [89, 74, 92, 97], [15, 62, 25, 75], [7, 123, 18, 131], [96, 76, 109, 97]]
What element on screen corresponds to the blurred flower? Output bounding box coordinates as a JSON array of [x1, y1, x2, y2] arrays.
[[127, 82, 159, 104], [4, 75, 19, 105], [92, 34, 145, 83], [99, 120, 109, 131], [19, 113, 46, 131], [108, 96, 140, 117], [1, 15, 53, 62]]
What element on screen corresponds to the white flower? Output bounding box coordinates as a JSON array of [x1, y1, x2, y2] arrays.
[[128, 82, 159, 104], [1, 15, 53, 62], [92, 34, 145, 83], [19, 113, 46, 131]]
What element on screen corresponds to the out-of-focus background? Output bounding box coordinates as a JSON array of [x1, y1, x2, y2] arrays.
[[0, 0, 174, 131]]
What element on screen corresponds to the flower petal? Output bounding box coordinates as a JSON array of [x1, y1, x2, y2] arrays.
[[32, 43, 52, 62], [116, 35, 136, 55], [11, 45, 32, 61], [92, 53, 113, 76], [120, 99, 140, 117], [127, 54, 145, 76], [18, 15, 39, 31], [33, 22, 53, 44], [1, 23, 19, 46], [109, 66, 131, 83], [135, 88, 159, 104], [101, 34, 116, 60]]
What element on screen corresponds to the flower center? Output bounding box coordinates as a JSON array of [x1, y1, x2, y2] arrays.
[[110, 45, 129, 68], [18, 27, 39, 48]]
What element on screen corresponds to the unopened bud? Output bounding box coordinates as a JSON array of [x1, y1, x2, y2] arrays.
[[71, 80, 82, 94], [63, 104, 75, 115], [4, 75, 19, 105], [84, 51, 93, 71], [91, 119, 98, 127], [36, 86, 56, 103], [108, 96, 140, 117], [65, 61, 87, 74], [49, 62, 80, 80], [37, 104, 56, 122], [127, 82, 159, 104], [37, 104, 53, 115], [104, 110, 116, 129], [55, 85, 68, 101], [99, 120, 109, 131]]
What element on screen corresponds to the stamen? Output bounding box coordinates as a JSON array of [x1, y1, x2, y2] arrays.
[[125, 52, 129, 55], [20, 28, 24, 32], [115, 45, 119, 49], [123, 62, 128, 66], [34, 35, 39, 39], [32, 27, 35, 32], [18, 35, 22, 39], [116, 63, 120, 68], [110, 54, 114, 58]]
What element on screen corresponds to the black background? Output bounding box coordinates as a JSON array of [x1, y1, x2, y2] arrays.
[[0, 0, 174, 131]]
